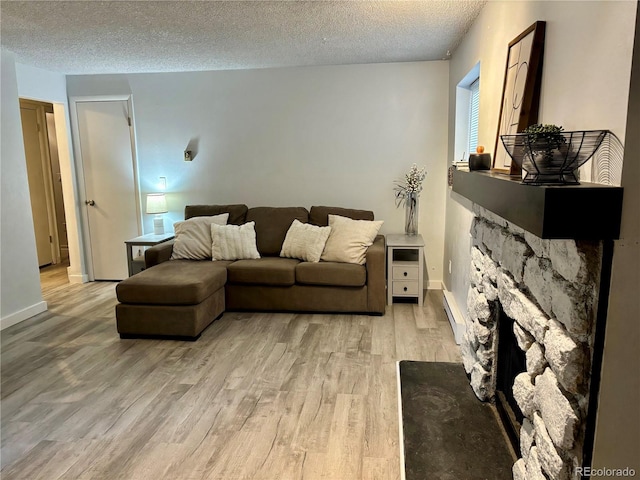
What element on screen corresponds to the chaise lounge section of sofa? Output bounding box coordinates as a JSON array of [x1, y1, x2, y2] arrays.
[[115, 204, 385, 340]]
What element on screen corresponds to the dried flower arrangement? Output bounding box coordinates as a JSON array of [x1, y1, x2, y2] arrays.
[[394, 163, 427, 207], [394, 163, 427, 235]]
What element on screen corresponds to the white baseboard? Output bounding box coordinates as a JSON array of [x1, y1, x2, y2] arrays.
[[426, 280, 443, 290], [1, 301, 47, 331], [67, 268, 89, 284], [443, 289, 465, 345]]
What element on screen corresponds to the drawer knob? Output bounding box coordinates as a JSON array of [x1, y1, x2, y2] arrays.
[[403, 287, 408, 292], [403, 271, 408, 277]]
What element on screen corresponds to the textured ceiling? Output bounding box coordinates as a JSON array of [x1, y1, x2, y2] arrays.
[[1, 1, 486, 74]]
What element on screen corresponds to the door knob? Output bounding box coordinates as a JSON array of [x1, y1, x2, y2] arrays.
[[85, 200, 95, 206]]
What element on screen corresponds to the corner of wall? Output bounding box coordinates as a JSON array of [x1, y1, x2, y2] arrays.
[[1, 301, 47, 331], [1, 49, 46, 321]]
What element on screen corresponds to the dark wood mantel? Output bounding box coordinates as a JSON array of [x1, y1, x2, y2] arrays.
[[452, 169, 623, 240]]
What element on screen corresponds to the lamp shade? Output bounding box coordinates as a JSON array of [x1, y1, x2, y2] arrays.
[[146, 193, 167, 214]]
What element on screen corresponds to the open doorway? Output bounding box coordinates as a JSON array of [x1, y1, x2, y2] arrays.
[[19, 98, 70, 291]]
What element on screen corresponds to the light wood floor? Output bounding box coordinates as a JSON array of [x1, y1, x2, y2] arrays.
[[1, 279, 460, 480], [39, 260, 70, 291]]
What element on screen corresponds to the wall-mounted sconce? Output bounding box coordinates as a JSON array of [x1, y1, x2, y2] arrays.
[[185, 138, 198, 161]]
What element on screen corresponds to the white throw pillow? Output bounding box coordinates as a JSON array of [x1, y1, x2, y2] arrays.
[[211, 221, 261, 261], [320, 214, 383, 265], [171, 213, 229, 260], [280, 219, 331, 263]]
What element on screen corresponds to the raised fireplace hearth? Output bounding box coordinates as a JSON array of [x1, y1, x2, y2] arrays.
[[450, 167, 626, 480]]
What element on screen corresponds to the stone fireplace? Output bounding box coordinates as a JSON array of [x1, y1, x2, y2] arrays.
[[495, 306, 527, 445], [461, 204, 607, 480]]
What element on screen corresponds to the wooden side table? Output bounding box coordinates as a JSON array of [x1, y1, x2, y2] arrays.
[[125, 232, 174, 277], [386, 234, 425, 306]]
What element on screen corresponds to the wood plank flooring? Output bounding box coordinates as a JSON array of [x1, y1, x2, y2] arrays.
[[1, 279, 460, 480], [39, 261, 70, 292]]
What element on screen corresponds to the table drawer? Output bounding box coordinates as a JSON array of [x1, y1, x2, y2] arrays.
[[392, 266, 419, 280], [392, 280, 419, 296]]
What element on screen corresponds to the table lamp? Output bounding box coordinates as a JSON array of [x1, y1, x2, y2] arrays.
[[146, 193, 168, 235]]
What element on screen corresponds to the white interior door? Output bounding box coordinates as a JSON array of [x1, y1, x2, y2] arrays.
[[20, 104, 54, 267], [76, 100, 139, 280]]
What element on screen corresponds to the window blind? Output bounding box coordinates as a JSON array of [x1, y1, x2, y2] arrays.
[[467, 78, 480, 155]]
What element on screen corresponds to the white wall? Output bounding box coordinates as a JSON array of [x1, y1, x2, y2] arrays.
[[0, 49, 47, 328], [68, 61, 450, 285], [16, 62, 88, 283], [592, 9, 640, 472], [443, 1, 637, 316], [16, 63, 67, 100]]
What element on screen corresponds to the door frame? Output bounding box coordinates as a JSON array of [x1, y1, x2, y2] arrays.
[[69, 95, 142, 281], [19, 99, 61, 265], [45, 110, 69, 261]]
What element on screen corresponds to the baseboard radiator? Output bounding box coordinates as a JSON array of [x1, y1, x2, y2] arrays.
[[443, 289, 464, 345]]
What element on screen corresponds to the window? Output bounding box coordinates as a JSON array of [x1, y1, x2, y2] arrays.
[[467, 78, 480, 155], [454, 63, 480, 163]]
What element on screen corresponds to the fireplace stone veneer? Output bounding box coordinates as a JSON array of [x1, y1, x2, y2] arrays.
[[461, 205, 604, 480]]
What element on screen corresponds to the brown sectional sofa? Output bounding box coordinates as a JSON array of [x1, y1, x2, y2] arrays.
[[115, 204, 385, 340]]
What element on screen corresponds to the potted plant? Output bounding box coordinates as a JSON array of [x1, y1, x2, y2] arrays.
[[523, 124, 566, 153], [522, 124, 568, 177], [394, 164, 426, 235]]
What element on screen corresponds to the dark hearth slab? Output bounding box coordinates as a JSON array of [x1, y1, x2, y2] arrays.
[[399, 361, 515, 480]]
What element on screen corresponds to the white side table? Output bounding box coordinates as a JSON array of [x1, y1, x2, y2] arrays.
[[386, 234, 425, 306], [125, 232, 174, 277]]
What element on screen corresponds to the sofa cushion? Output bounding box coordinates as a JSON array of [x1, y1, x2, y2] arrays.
[[309, 206, 374, 226], [227, 258, 300, 286], [116, 260, 230, 305], [185, 204, 248, 225], [280, 219, 331, 263], [246, 206, 309, 256], [321, 215, 384, 265], [296, 262, 366, 287], [211, 222, 261, 261], [171, 213, 229, 260]]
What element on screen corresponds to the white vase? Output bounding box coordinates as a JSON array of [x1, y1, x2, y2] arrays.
[[405, 193, 419, 235]]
